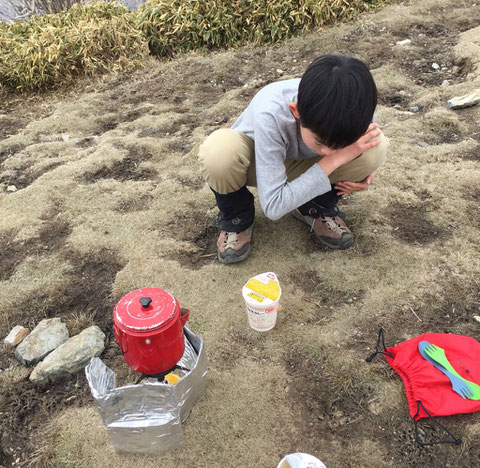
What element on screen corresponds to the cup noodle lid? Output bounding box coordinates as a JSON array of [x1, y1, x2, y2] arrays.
[[242, 272, 281, 308], [277, 453, 326, 468]]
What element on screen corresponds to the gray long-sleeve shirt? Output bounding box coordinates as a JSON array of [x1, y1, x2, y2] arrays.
[[232, 79, 331, 221]]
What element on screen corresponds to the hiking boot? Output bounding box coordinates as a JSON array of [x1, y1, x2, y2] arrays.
[[293, 209, 354, 250], [217, 225, 253, 264]]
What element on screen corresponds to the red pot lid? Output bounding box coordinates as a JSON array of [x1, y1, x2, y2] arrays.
[[114, 288, 179, 332]]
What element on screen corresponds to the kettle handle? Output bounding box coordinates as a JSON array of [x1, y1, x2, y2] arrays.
[[179, 308, 190, 327]]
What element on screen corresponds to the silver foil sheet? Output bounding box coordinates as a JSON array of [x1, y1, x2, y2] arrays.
[[85, 327, 207, 454]]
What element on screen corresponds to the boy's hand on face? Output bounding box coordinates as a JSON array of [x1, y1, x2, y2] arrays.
[[354, 122, 382, 152], [335, 172, 376, 195], [317, 123, 382, 175], [336, 123, 382, 162]]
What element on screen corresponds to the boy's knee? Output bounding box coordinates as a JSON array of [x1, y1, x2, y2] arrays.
[[361, 131, 389, 174], [199, 129, 248, 178]]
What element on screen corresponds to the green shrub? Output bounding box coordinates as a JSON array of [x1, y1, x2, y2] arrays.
[[0, 0, 384, 93], [0, 2, 149, 92], [138, 0, 382, 56]]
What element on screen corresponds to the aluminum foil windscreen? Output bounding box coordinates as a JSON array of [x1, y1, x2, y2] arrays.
[[85, 327, 207, 453]]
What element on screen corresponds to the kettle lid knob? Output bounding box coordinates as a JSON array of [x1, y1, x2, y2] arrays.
[[139, 297, 152, 308]]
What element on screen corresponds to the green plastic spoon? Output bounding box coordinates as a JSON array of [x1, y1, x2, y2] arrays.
[[425, 343, 480, 400]]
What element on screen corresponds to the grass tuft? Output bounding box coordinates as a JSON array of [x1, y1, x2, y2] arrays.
[[138, 0, 383, 56], [0, 2, 149, 92]]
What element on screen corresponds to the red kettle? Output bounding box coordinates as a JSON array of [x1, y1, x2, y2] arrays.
[[113, 288, 190, 375]]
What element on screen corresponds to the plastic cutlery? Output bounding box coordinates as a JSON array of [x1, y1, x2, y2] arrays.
[[418, 341, 473, 399], [422, 341, 480, 400]]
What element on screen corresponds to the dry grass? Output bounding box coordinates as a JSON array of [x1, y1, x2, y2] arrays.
[[1, 0, 480, 466], [0, 2, 148, 91]]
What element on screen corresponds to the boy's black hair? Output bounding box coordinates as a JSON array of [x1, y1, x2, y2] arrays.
[[297, 55, 377, 149]]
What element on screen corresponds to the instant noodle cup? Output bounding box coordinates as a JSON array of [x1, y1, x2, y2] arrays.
[[277, 453, 327, 468], [242, 272, 281, 331]]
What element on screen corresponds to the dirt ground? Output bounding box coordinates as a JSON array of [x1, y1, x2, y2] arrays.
[[1, 0, 480, 466]]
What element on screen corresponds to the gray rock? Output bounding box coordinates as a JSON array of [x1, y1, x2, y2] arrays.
[[418, 33, 427, 39], [409, 106, 420, 113], [396, 39, 412, 46], [447, 89, 480, 109], [418, 141, 429, 148], [441, 80, 450, 87], [30, 326, 105, 385], [15, 318, 69, 366], [432, 63, 440, 70]]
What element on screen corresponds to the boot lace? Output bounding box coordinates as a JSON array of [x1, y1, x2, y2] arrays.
[[223, 231, 239, 250], [312, 216, 346, 236]]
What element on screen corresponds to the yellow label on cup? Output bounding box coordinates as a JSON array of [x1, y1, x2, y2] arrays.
[[248, 292, 265, 303], [245, 278, 280, 301]]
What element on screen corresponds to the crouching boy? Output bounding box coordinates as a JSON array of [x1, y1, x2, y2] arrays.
[[199, 55, 388, 264]]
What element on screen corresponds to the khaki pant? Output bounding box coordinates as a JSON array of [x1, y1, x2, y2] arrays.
[[199, 129, 388, 194]]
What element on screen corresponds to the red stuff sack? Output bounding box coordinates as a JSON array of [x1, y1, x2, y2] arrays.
[[366, 329, 480, 446]]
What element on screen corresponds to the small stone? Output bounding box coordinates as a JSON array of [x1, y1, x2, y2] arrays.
[[61, 133, 70, 142], [276, 69, 284, 74], [474, 316, 480, 323], [447, 89, 480, 109], [409, 106, 420, 113], [432, 63, 440, 70], [4, 326, 30, 347], [441, 80, 449, 87], [396, 39, 412, 46], [6, 185, 17, 192], [418, 141, 429, 148], [346, 298, 353, 304], [393, 104, 402, 109], [418, 33, 426, 39]]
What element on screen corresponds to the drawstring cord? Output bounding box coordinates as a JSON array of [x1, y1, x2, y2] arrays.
[[365, 328, 394, 362], [414, 401, 462, 446]]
